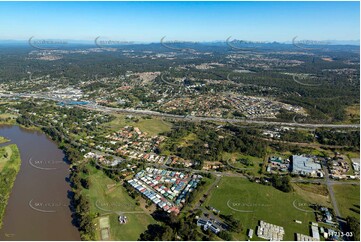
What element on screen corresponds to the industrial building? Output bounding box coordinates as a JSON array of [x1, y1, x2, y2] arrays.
[[256, 220, 285, 241], [196, 219, 221, 234], [292, 155, 323, 177]]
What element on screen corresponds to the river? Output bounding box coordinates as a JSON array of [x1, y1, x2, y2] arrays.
[[0, 125, 80, 240]]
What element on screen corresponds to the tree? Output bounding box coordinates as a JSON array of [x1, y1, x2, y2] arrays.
[[218, 231, 232, 241], [269, 174, 292, 193], [346, 216, 360, 241], [80, 178, 90, 189], [220, 214, 243, 233], [139, 224, 166, 241]]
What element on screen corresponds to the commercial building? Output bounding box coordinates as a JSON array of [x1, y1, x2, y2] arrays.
[[248, 229, 254, 239], [196, 219, 221, 234], [292, 155, 323, 177], [256, 220, 285, 241], [296, 233, 318, 241], [311, 225, 320, 240]]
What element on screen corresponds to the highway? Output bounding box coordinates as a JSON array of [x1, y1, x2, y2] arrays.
[[2, 92, 359, 129], [80, 103, 360, 129]]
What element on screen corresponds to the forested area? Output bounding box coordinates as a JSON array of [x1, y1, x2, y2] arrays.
[[162, 122, 267, 162], [0, 43, 359, 123], [316, 129, 360, 148]]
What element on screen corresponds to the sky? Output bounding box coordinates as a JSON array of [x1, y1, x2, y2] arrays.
[[0, 1, 359, 42]]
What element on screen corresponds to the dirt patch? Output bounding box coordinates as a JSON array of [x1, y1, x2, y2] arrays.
[[295, 183, 329, 196]]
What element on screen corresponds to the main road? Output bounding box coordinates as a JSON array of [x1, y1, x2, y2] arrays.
[[80, 103, 360, 129], [2, 92, 359, 129]]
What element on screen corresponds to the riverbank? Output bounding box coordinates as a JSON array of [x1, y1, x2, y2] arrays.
[[5, 123, 42, 132], [0, 136, 9, 144], [0, 113, 17, 126], [0, 144, 21, 229], [0, 125, 80, 240]]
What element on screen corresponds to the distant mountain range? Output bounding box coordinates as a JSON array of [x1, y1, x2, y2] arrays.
[[0, 39, 359, 46]]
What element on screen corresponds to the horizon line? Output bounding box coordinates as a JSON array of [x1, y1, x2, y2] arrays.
[[0, 38, 359, 45]]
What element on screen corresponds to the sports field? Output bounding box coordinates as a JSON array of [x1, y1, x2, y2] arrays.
[[81, 164, 156, 240], [205, 177, 323, 241], [333, 184, 360, 220]]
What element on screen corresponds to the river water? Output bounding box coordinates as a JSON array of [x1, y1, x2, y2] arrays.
[[0, 125, 80, 240]]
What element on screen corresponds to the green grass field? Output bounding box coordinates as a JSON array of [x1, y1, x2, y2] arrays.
[[333, 184, 360, 220], [345, 104, 360, 124], [0, 145, 14, 172], [0, 113, 17, 125], [0, 144, 21, 228], [205, 177, 321, 241], [223, 153, 263, 175], [102, 114, 172, 136], [81, 164, 156, 240]]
